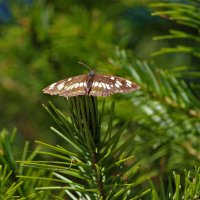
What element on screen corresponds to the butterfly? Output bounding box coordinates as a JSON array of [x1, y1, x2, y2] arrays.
[[43, 64, 140, 97]]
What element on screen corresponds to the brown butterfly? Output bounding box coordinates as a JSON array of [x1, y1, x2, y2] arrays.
[[43, 63, 140, 97]]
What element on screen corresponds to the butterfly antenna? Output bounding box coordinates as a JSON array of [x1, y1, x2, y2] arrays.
[[78, 61, 93, 71]]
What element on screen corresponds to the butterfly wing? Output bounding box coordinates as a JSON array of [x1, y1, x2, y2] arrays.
[[43, 73, 140, 97], [43, 75, 87, 97], [89, 74, 140, 96]]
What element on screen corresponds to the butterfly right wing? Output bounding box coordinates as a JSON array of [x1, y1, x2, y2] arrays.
[[89, 74, 140, 96], [43, 74, 87, 97]]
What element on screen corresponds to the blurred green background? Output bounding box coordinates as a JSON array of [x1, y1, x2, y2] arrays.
[[0, 0, 199, 184], [0, 0, 162, 141]]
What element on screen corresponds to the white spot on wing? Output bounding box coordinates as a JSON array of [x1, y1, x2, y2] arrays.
[[106, 84, 110, 90], [66, 84, 76, 90], [69, 84, 75, 90], [111, 76, 115, 80], [57, 82, 65, 90], [126, 80, 132, 87], [126, 80, 132, 85], [94, 82, 98, 87], [68, 78, 72, 81], [116, 80, 122, 86], [115, 83, 120, 88], [101, 83, 106, 89], [74, 83, 79, 88], [79, 82, 84, 87], [49, 83, 56, 90], [98, 83, 102, 88]]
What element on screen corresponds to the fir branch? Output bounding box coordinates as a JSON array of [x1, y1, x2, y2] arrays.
[[19, 96, 149, 199]]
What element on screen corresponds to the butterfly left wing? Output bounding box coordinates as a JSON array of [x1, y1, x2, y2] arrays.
[[43, 74, 87, 97], [89, 74, 140, 96]]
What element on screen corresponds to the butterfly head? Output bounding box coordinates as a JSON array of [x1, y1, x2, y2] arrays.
[[88, 70, 95, 78]]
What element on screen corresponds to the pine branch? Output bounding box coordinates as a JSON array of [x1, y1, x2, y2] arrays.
[[148, 167, 200, 199], [150, 1, 200, 58], [0, 129, 63, 199], [109, 47, 200, 178], [19, 96, 150, 199], [0, 165, 23, 199]]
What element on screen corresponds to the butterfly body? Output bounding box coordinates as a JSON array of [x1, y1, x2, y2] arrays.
[[85, 70, 95, 95], [43, 71, 140, 97]]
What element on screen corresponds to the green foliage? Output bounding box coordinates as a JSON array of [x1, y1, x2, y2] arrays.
[[149, 167, 200, 199], [0, 0, 116, 141], [109, 47, 200, 175], [19, 97, 150, 199], [150, 1, 200, 104], [1, 128, 200, 199], [0, 0, 200, 199], [150, 1, 200, 77], [0, 129, 65, 199], [0, 129, 16, 171], [106, 0, 200, 191], [0, 165, 23, 200]]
